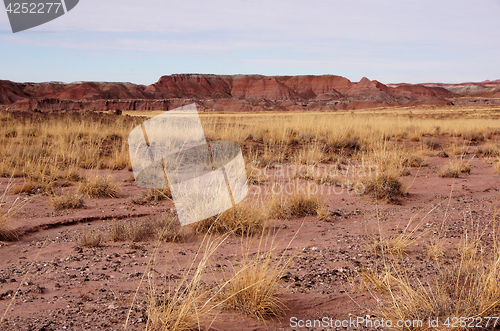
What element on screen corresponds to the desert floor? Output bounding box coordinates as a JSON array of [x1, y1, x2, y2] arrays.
[[1, 107, 500, 330]]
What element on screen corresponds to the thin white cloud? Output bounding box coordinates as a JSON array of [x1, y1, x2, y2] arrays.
[[0, 0, 499, 83]]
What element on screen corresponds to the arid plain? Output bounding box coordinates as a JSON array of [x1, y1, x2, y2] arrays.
[[1, 75, 500, 330]]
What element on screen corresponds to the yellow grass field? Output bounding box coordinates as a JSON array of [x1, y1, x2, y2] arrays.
[[1, 105, 500, 330]]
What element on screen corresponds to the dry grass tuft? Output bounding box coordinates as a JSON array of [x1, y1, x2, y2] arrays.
[[439, 158, 472, 178], [402, 154, 427, 168], [369, 210, 429, 257], [246, 167, 270, 185], [366, 217, 500, 330], [108, 221, 128, 242], [292, 143, 325, 165], [462, 131, 485, 142], [369, 233, 414, 256], [132, 188, 172, 205], [218, 234, 296, 320], [292, 165, 317, 181], [77, 229, 102, 248], [221, 250, 288, 319], [49, 193, 84, 211], [292, 165, 343, 186], [422, 138, 442, 150], [364, 173, 406, 203], [147, 291, 200, 331], [268, 190, 323, 219], [145, 235, 223, 331], [494, 159, 500, 174], [12, 181, 40, 195], [192, 203, 267, 236], [447, 143, 469, 156], [78, 175, 120, 198], [360, 268, 399, 293], [372, 253, 500, 330], [426, 240, 445, 261], [0, 183, 22, 241], [109, 215, 184, 243], [475, 143, 500, 158]]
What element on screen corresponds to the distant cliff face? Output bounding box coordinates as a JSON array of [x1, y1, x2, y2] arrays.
[[1, 74, 499, 112]]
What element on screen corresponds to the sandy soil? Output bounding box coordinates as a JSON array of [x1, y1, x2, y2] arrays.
[[0, 149, 499, 330]]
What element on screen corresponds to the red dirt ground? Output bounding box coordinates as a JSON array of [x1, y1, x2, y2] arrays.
[[0, 147, 499, 330]]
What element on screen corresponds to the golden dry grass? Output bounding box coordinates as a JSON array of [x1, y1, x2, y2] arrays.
[[268, 189, 323, 219], [213, 231, 298, 321], [447, 143, 469, 156], [48, 193, 84, 211], [0, 107, 498, 210], [359, 268, 399, 293], [145, 235, 226, 331], [145, 230, 297, 329], [191, 202, 268, 236], [220, 247, 289, 319], [12, 180, 40, 195], [1, 107, 498, 187], [371, 252, 500, 331], [3, 107, 500, 328], [369, 207, 431, 257], [0, 112, 136, 194], [292, 165, 343, 186], [426, 240, 445, 261], [363, 172, 406, 203], [422, 137, 442, 150], [246, 165, 270, 185], [77, 229, 102, 247], [366, 216, 500, 331], [0, 181, 23, 241], [109, 215, 184, 243], [439, 158, 472, 178], [131, 188, 172, 205], [78, 175, 120, 198], [494, 159, 500, 174], [475, 143, 500, 157], [369, 233, 414, 256]]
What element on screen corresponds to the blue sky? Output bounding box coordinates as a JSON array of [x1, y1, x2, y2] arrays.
[[1, 0, 500, 85]]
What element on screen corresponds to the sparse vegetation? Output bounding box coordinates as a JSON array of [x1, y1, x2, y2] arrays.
[[78, 175, 120, 198], [439, 158, 472, 178], [49, 193, 84, 211], [367, 219, 500, 330], [192, 202, 268, 236], [369, 234, 413, 256], [0, 112, 135, 199], [145, 235, 226, 331], [77, 229, 102, 247], [364, 172, 406, 203], [109, 215, 184, 242], [269, 189, 323, 219], [132, 188, 172, 205], [402, 154, 427, 168], [246, 166, 270, 185], [475, 143, 500, 157], [3, 107, 500, 328], [12, 180, 40, 195], [422, 137, 441, 150], [0, 182, 22, 241], [221, 246, 289, 319], [494, 159, 500, 174], [426, 240, 445, 261]]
